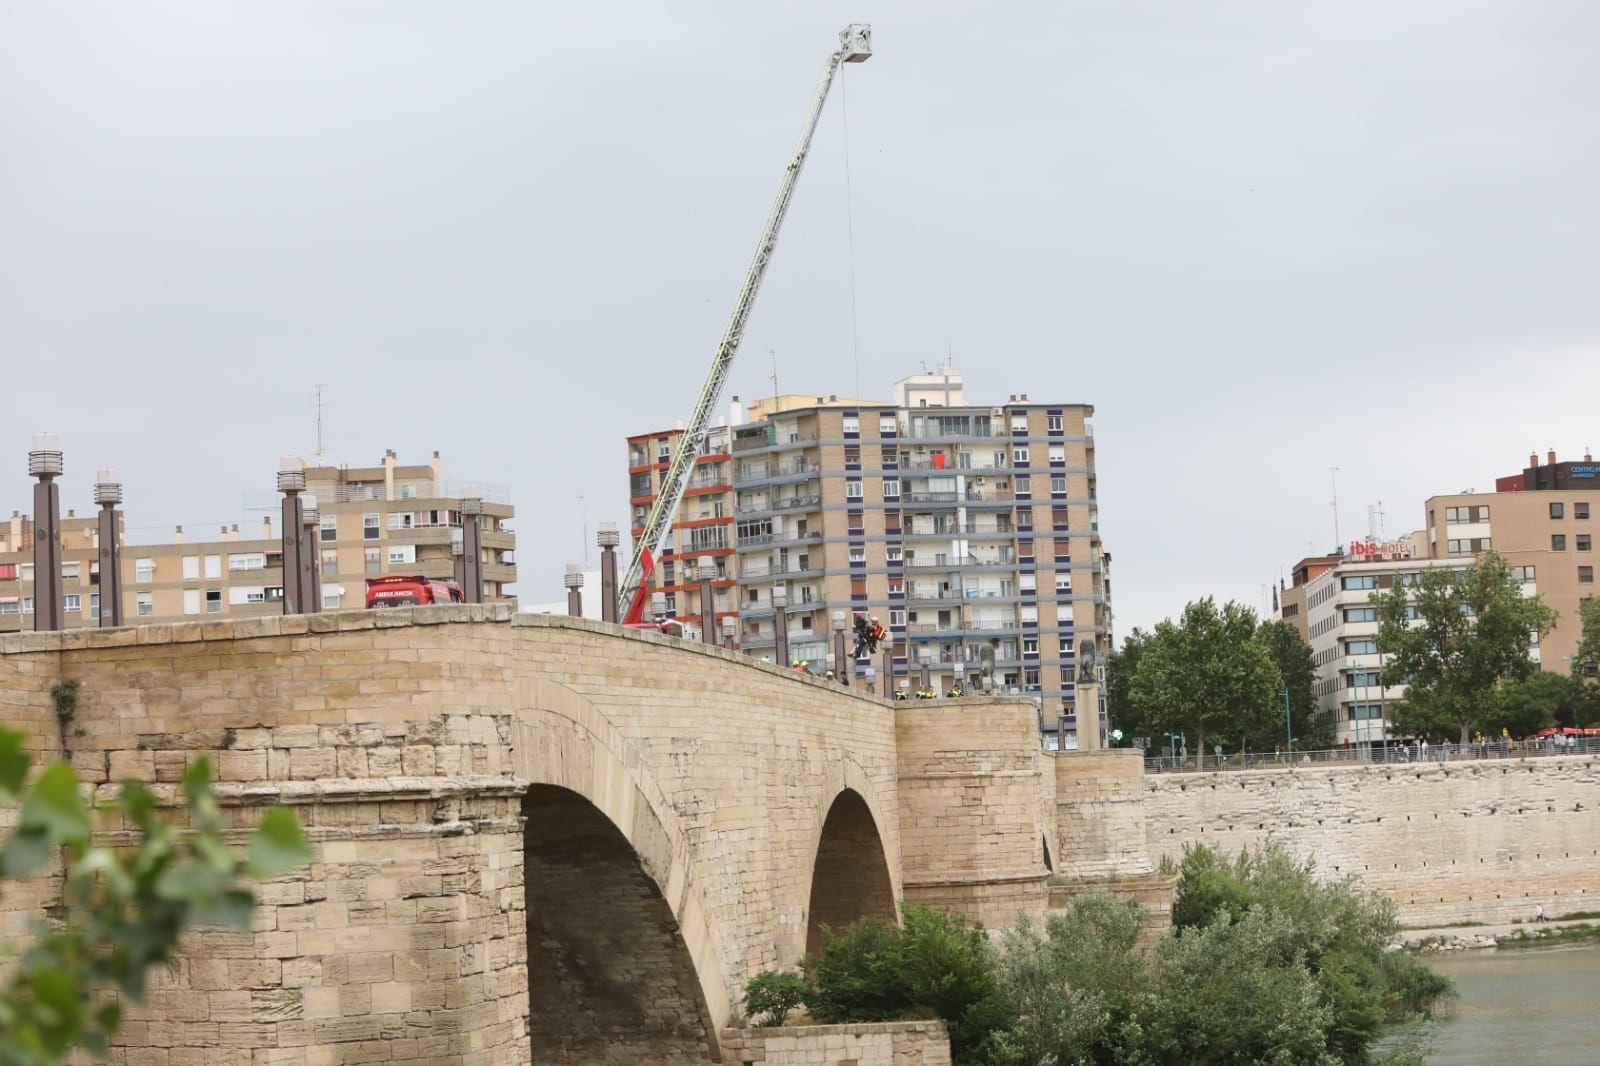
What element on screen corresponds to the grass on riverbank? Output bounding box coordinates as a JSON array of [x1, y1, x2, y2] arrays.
[[1496, 922, 1600, 950]]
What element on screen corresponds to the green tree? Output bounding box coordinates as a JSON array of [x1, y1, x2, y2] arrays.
[[1254, 620, 1332, 751], [1373, 552, 1558, 743], [1575, 597, 1600, 686], [1105, 628, 1151, 747], [0, 727, 310, 1064], [1487, 671, 1576, 736], [1129, 598, 1283, 763]]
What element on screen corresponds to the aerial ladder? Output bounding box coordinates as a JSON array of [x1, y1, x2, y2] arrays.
[[619, 23, 873, 625]]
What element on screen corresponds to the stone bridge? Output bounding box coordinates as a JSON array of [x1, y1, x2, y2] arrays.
[[0, 607, 1161, 1064]]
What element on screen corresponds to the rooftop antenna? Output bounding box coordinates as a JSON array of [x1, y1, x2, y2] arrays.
[[768, 347, 779, 407], [1375, 499, 1386, 538], [579, 495, 588, 569], [1327, 467, 1341, 552], [314, 384, 327, 466]]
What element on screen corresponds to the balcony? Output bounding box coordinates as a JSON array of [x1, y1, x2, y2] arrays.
[[772, 493, 822, 511], [903, 492, 960, 504]]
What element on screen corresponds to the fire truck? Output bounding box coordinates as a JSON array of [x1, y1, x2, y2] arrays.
[[365, 575, 465, 609]]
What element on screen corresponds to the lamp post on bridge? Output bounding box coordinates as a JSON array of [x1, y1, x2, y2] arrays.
[[721, 615, 737, 651], [597, 522, 620, 623], [300, 495, 322, 613], [94, 469, 125, 627], [277, 456, 308, 615], [696, 561, 717, 644], [564, 564, 584, 617], [772, 583, 789, 667], [832, 610, 849, 687], [28, 433, 65, 632]]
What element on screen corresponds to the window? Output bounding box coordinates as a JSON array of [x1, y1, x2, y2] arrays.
[[1551, 502, 1565, 519], [1048, 445, 1065, 463], [322, 515, 339, 541], [889, 608, 905, 627], [879, 414, 896, 435], [61, 562, 80, 583], [1345, 639, 1378, 655], [1047, 414, 1063, 433], [135, 558, 155, 582], [365, 549, 382, 575], [1343, 607, 1378, 623], [182, 556, 199, 581], [845, 480, 863, 499], [1012, 446, 1029, 464], [848, 546, 865, 564], [0, 599, 17, 615], [229, 587, 266, 605], [64, 594, 81, 613], [1512, 565, 1537, 582], [228, 553, 266, 571], [387, 545, 415, 565], [183, 589, 200, 615], [1010, 415, 1027, 433], [204, 556, 221, 580], [1579, 534, 1592, 552], [887, 577, 904, 595], [882, 478, 900, 499], [1582, 566, 1595, 585], [1577, 502, 1591, 520], [1055, 574, 1072, 593], [1049, 476, 1067, 495], [886, 546, 903, 563], [363, 513, 381, 540], [0, 563, 15, 581], [1447, 539, 1469, 556], [19, 564, 33, 582], [322, 552, 338, 576], [1015, 476, 1032, 496], [206, 590, 222, 614], [23, 597, 34, 614], [1342, 575, 1378, 590], [323, 592, 341, 610], [1553, 535, 1567, 551], [89, 594, 100, 619], [1023, 636, 1039, 655], [400, 483, 418, 499], [137, 593, 153, 617], [841, 415, 860, 435]]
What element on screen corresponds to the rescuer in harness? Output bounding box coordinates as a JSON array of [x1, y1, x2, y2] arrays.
[[850, 613, 886, 659]]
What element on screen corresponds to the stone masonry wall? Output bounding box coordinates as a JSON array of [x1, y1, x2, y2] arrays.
[[1145, 758, 1600, 926], [895, 702, 1055, 927], [719, 1021, 951, 1066]]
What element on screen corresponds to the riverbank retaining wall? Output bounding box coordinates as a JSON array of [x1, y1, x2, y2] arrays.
[[1144, 755, 1600, 927]]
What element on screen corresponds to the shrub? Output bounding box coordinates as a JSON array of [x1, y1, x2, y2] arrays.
[[800, 906, 1007, 1064], [743, 970, 809, 1026]]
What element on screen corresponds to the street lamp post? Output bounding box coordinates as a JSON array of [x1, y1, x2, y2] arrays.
[[772, 584, 789, 667], [597, 522, 621, 623], [277, 457, 307, 615], [696, 561, 717, 644], [1282, 687, 1293, 758], [564, 564, 584, 618], [301, 495, 322, 613], [832, 611, 849, 687], [93, 468, 125, 628], [28, 433, 65, 632], [459, 493, 485, 604]]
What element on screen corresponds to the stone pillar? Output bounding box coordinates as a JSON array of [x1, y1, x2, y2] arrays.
[[28, 434, 64, 632], [597, 522, 620, 623], [564, 564, 584, 617], [721, 615, 737, 651], [451, 528, 466, 592], [882, 643, 894, 697], [697, 562, 716, 644], [772, 584, 789, 667], [94, 469, 125, 627], [1075, 639, 1104, 751]]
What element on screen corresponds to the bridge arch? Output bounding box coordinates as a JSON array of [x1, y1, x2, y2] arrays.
[[805, 780, 900, 956], [511, 678, 728, 1062]]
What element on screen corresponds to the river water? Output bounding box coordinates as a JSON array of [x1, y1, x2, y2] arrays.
[[1425, 941, 1600, 1063]]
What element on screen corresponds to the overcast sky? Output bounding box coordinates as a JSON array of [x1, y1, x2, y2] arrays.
[[3, 2, 1597, 637]]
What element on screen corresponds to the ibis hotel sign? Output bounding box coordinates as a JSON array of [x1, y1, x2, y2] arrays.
[[1349, 538, 1412, 560]]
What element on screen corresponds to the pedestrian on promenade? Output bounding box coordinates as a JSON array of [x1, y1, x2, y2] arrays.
[[1535, 904, 1549, 923], [1499, 730, 1510, 759], [1420, 738, 1429, 762]]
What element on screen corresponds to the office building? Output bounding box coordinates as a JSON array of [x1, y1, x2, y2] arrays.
[[0, 451, 516, 630]]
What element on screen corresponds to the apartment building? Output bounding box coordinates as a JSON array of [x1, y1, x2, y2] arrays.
[[626, 424, 737, 637], [1274, 553, 1342, 643], [721, 369, 1110, 745], [0, 451, 516, 631], [1424, 449, 1598, 670], [1301, 541, 1477, 747]]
